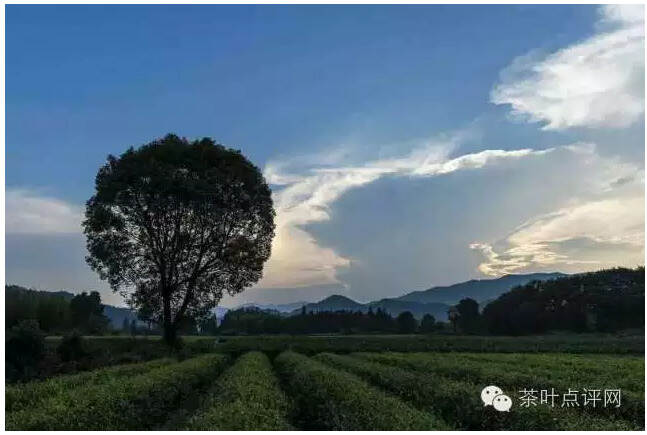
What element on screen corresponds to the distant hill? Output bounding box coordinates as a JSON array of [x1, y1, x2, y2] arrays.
[[299, 295, 364, 313], [102, 305, 138, 329], [283, 273, 567, 321], [483, 267, 644, 334], [395, 272, 567, 305], [368, 299, 450, 321], [6, 284, 139, 330], [6, 272, 568, 329], [236, 301, 311, 314], [291, 294, 450, 320]]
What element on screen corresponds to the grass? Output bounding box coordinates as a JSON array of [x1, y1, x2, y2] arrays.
[[274, 350, 449, 430], [183, 352, 293, 430]]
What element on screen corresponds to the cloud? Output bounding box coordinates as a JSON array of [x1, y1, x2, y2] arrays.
[[471, 185, 644, 276], [6, 189, 82, 234], [260, 134, 557, 289], [491, 4, 644, 130]]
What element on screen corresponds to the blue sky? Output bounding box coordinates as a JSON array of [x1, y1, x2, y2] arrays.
[[6, 5, 644, 307]]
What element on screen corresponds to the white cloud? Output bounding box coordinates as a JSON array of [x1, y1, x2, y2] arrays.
[[491, 4, 644, 130], [470, 147, 645, 277], [6, 189, 82, 234], [260, 135, 557, 289]]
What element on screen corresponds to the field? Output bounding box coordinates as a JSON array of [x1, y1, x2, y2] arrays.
[[6, 335, 644, 430]]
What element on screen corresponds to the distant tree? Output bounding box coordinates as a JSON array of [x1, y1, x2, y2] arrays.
[[136, 302, 156, 333], [419, 314, 436, 333], [130, 319, 137, 336], [447, 307, 459, 332], [482, 267, 645, 335], [69, 291, 109, 334], [198, 314, 219, 336], [455, 298, 481, 334], [83, 134, 276, 345], [396, 311, 418, 334]]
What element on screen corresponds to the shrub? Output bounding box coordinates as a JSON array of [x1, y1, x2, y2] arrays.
[[6, 357, 174, 412], [57, 331, 88, 362], [316, 352, 636, 430], [184, 352, 293, 430], [6, 353, 230, 430], [6, 320, 45, 380], [354, 352, 642, 428], [213, 333, 644, 355], [274, 351, 448, 430]]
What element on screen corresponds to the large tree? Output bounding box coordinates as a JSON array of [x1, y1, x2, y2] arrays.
[[83, 134, 275, 344]]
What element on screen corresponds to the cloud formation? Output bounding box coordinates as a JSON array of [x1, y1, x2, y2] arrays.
[[6, 189, 82, 234], [260, 135, 556, 289], [491, 4, 645, 130], [471, 143, 644, 276]]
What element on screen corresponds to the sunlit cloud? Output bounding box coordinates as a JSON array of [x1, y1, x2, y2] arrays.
[[260, 134, 558, 289], [491, 4, 644, 130], [471, 146, 644, 277]]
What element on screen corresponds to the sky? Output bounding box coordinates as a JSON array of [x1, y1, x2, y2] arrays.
[[5, 4, 645, 307]]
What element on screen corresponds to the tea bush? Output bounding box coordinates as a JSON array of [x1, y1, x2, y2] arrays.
[[6, 353, 230, 430], [354, 352, 643, 427], [316, 352, 636, 430], [6, 357, 174, 412], [274, 351, 448, 430], [184, 352, 293, 430]]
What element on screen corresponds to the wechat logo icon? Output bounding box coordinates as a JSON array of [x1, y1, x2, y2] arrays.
[[481, 385, 512, 412]]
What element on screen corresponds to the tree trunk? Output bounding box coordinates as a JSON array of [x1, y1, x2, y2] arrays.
[[162, 291, 177, 346], [163, 324, 178, 346]]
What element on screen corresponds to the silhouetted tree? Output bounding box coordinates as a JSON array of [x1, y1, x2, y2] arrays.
[[83, 134, 275, 345], [419, 314, 436, 333], [396, 311, 418, 334], [455, 298, 481, 334], [69, 291, 109, 334], [482, 267, 644, 335]]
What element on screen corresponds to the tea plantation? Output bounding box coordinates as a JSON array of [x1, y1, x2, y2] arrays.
[[6, 336, 644, 430]]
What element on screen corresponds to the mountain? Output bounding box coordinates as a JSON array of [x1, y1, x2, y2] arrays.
[[299, 295, 364, 313], [7, 272, 568, 329], [282, 273, 567, 321], [102, 305, 138, 329], [289, 294, 450, 320], [236, 301, 311, 314], [368, 299, 450, 321], [395, 272, 567, 305]]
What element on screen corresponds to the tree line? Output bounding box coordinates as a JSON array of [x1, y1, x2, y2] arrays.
[[6, 285, 110, 335], [214, 307, 440, 335], [213, 267, 645, 336]]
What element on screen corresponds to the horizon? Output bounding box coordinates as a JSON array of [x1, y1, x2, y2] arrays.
[[6, 4, 645, 308], [7, 268, 633, 309]]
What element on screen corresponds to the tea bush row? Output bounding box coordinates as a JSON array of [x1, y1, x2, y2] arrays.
[[315, 352, 636, 430], [354, 352, 643, 426], [184, 352, 293, 430], [6, 353, 230, 430], [6, 357, 174, 412], [274, 351, 449, 430]]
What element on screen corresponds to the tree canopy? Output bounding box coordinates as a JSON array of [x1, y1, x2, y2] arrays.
[[83, 134, 275, 344]]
